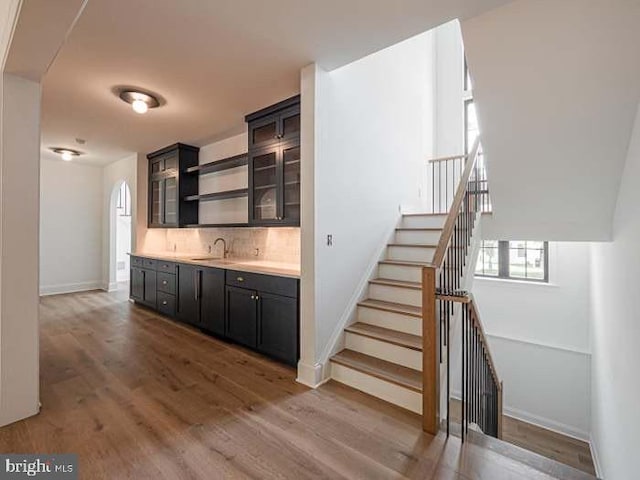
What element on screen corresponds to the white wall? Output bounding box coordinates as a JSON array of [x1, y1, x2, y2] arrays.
[[473, 242, 592, 440], [301, 30, 436, 382], [40, 159, 104, 295], [589, 103, 640, 479], [0, 72, 41, 426], [462, 0, 640, 241], [102, 154, 137, 291]]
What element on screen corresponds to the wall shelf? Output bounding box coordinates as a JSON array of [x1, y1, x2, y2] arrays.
[[184, 188, 248, 202], [185, 153, 248, 175]]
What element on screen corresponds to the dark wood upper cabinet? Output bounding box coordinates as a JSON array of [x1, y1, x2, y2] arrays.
[[246, 96, 300, 227], [147, 143, 199, 228]]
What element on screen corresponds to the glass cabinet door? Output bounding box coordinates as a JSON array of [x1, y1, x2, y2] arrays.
[[164, 177, 178, 225], [279, 107, 300, 143], [249, 116, 279, 150], [150, 179, 163, 225], [282, 144, 301, 223], [251, 150, 278, 222]]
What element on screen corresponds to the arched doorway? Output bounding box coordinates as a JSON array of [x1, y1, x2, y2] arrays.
[[114, 181, 132, 289]]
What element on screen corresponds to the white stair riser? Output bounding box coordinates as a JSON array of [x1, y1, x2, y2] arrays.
[[378, 263, 422, 283], [369, 284, 421, 308], [357, 306, 421, 336], [387, 246, 435, 264], [345, 332, 422, 370], [331, 363, 422, 414], [401, 215, 446, 229], [395, 230, 442, 245]]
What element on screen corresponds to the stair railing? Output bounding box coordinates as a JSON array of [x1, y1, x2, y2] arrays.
[[460, 295, 503, 440], [422, 137, 502, 440]]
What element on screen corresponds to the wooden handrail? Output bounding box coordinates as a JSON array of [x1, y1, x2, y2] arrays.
[[427, 153, 467, 164], [432, 137, 481, 267]]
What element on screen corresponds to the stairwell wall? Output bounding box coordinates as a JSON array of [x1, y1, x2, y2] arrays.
[[589, 102, 640, 479], [299, 30, 437, 383]]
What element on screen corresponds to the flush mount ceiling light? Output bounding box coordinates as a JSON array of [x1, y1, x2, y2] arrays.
[[51, 147, 81, 162], [118, 90, 160, 114]]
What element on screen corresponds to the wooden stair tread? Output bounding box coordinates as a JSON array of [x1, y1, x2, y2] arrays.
[[345, 322, 422, 351], [331, 349, 422, 392], [357, 298, 422, 318], [370, 278, 421, 290], [379, 259, 436, 268]]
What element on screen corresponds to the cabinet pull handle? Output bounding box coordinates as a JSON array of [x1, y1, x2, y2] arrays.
[[251, 295, 255, 300], [162, 280, 168, 285], [162, 301, 168, 306], [237, 277, 244, 282], [195, 271, 200, 301], [255, 296, 259, 301]]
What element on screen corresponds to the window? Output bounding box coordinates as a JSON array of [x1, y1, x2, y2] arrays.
[[476, 241, 549, 282]]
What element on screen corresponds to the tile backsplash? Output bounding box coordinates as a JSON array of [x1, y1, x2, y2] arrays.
[[141, 227, 300, 265]]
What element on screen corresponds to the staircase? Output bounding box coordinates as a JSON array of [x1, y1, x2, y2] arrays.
[[330, 212, 447, 414], [330, 137, 502, 440]]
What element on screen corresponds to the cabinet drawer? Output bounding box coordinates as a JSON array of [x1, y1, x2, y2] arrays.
[[157, 272, 176, 295], [226, 270, 298, 298], [157, 292, 176, 317], [142, 258, 157, 270], [131, 256, 144, 267], [157, 260, 177, 274]]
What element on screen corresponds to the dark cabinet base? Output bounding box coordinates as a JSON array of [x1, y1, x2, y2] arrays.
[[130, 256, 299, 367]]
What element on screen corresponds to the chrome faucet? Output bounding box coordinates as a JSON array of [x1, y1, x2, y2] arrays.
[[214, 238, 229, 259]]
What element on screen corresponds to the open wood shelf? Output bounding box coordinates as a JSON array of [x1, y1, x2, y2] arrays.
[[185, 153, 248, 175], [184, 188, 248, 202]]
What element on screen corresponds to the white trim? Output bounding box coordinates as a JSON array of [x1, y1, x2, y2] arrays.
[[485, 332, 591, 356], [296, 361, 327, 388], [503, 406, 590, 443], [474, 276, 559, 289], [39, 281, 103, 296], [589, 435, 604, 479]]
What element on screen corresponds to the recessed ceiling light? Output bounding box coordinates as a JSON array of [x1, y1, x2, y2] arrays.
[[118, 90, 160, 114], [51, 147, 81, 161]]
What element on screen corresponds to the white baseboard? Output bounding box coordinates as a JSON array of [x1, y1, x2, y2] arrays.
[[451, 391, 589, 442], [296, 361, 328, 388], [589, 435, 604, 479], [39, 281, 103, 296], [104, 281, 119, 292]]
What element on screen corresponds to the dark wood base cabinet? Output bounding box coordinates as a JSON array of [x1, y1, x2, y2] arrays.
[[130, 256, 299, 366]]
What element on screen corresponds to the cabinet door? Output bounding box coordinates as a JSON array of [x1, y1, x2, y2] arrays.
[[226, 286, 257, 349], [149, 179, 163, 225], [177, 264, 199, 325], [200, 267, 225, 336], [130, 267, 144, 301], [248, 115, 279, 150], [163, 176, 178, 225], [281, 142, 301, 225], [249, 148, 279, 224], [257, 292, 298, 366], [143, 269, 157, 307], [278, 106, 300, 144]]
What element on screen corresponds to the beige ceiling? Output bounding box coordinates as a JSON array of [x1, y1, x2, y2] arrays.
[[41, 0, 512, 166]]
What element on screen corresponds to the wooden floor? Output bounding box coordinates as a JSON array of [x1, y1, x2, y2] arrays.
[[0, 288, 596, 479], [449, 400, 596, 476]]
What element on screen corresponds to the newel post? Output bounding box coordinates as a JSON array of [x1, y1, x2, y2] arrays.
[[422, 266, 439, 434]]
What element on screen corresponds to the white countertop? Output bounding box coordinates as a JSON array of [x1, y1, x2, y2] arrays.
[[129, 252, 300, 279]]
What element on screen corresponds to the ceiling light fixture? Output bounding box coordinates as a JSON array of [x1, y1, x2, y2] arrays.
[[118, 90, 160, 114], [51, 148, 81, 161]]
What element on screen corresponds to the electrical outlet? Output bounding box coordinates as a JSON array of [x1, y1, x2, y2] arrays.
[[327, 234, 333, 246]]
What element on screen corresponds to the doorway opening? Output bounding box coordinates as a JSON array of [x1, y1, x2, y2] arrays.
[[114, 181, 132, 289]]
